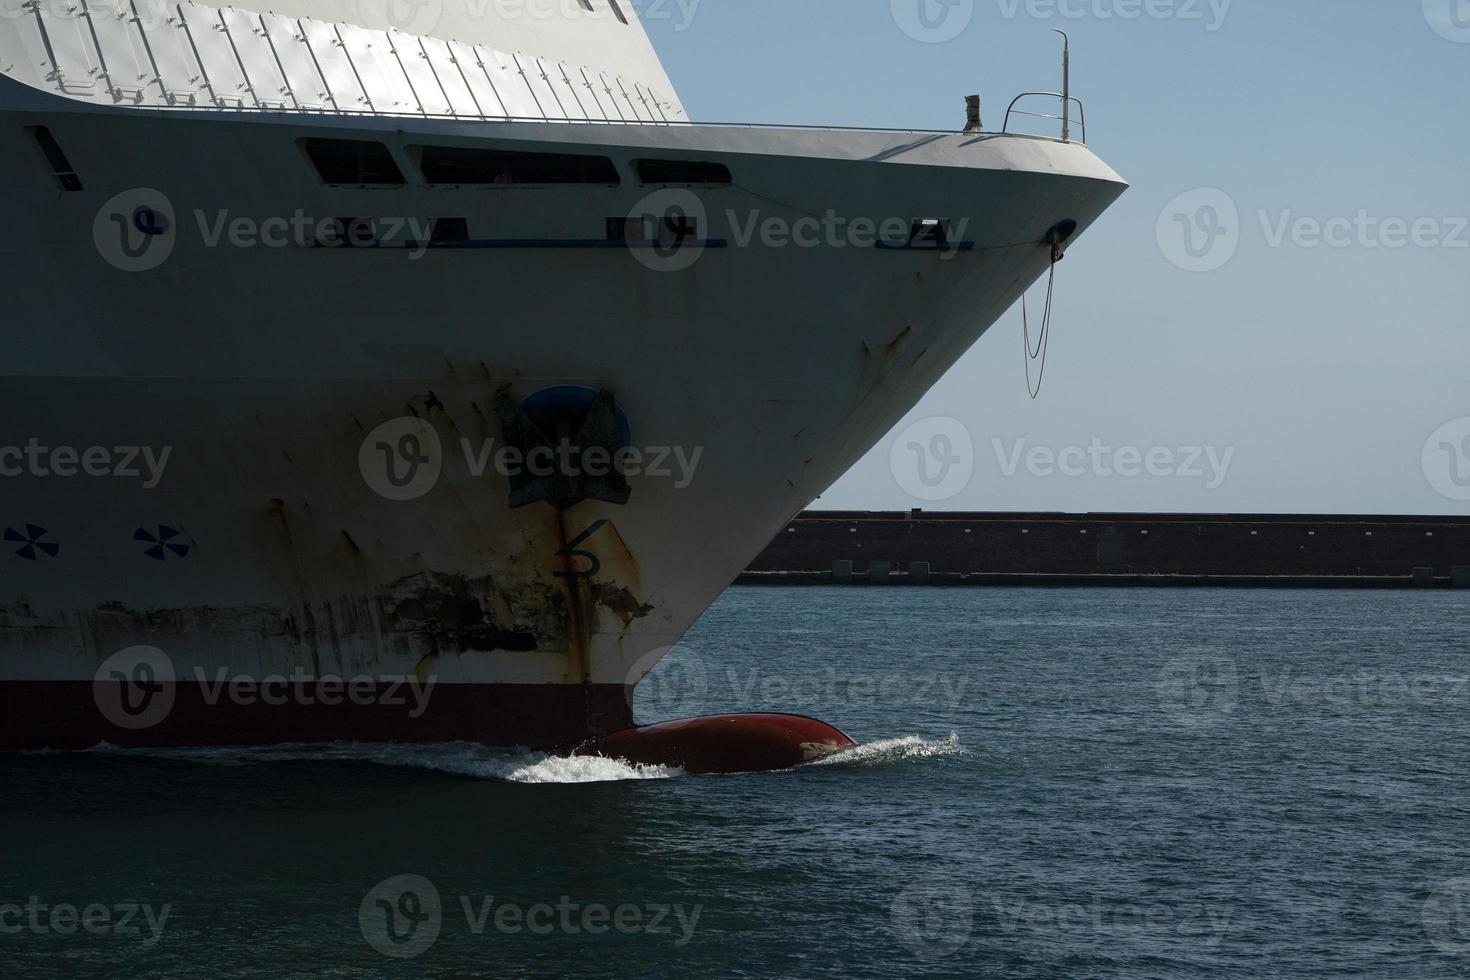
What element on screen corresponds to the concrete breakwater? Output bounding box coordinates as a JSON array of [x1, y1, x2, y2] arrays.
[[740, 512, 1470, 589]]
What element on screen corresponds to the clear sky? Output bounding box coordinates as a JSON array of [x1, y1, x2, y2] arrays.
[[639, 0, 1470, 515]]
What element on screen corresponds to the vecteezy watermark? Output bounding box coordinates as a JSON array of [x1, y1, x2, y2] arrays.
[[993, 438, 1236, 490], [727, 211, 971, 259], [94, 189, 177, 273], [1159, 656, 1470, 723], [1424, 877, 1470, 954], [355, 0, 445, 35], [12, 0, 684, 31], [359, 418, 445, 503], [1423, 418, 1470, 502], [0, 440, 172, 489], [359, 417, 704, 503], [1159, 188, 1469, 272], [722, 668, 973, 709], [891, 879, 1232, 958], [890, 0, 976, 43], [446, 0, 700, 30], [360, 876, 442, 960], [1157, 188, 1240, 273], [92, 647, 438, 731], [630, 0, 702, 30], [460, 439, 702, 489], [1258, 210, 1469, 251], [93, 646, 177, 732], [995, 0, 1233, 31], [1156, 656, 1239, 724], [623, 193, 975, 273], [1255, 669, 1470, 707], [1423, 0, 1470, 43], [890, 879, 974, 959], [890, 417, 975, 503], [623, 188, 710, 273], [194, 211, 437, 259], [193, 668, 436, 718], [632, 657, 974, 721], [93, 195, 446, 272], [4, 0, 169, 23], [0, 898, 171, 946], [987, 895, 1232, 946], [359, 875, 703, 960], [629, 645, 709, 721]]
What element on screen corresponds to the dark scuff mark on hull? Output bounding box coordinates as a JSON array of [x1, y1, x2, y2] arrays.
[[0, 598, 39, 625], [264, 497, 322, 676], [577, 519, 652, 633], [555, 509, 594, 688], [857, 324, 917, 396], [383, 571, 560, 656], [2, 567, 568, 670], [590, 583, 653, 629], [79, 601, 297, 659], [886, 325, 914, 358]]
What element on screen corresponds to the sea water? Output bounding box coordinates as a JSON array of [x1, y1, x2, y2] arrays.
[[2, 587, 1467, 978]]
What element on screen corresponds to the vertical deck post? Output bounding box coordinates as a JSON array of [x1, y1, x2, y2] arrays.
[[1054, 29, 1071, 143]]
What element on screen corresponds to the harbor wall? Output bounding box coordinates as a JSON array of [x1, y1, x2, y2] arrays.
[[741, 512, 1470, 588]]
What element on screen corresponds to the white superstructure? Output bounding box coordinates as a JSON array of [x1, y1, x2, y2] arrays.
[[0, 0, 682, 120], [0, 1, 1126, 750]]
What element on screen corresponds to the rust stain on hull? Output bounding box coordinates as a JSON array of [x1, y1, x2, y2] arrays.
[[590, 583, 654, 628], [0, 382, 655, 721], [383, 571, 553, 655]]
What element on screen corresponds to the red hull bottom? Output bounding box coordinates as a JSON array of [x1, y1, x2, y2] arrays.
[[580, 714, 858, 775], [0, 681, 633, 752]]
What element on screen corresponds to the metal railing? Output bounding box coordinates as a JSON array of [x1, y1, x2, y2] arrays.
[[1003, 92, 1087, 145], [100, 98, 1092, 144], [1001, 30, 1086, 144], [127, 100, 974, 136]]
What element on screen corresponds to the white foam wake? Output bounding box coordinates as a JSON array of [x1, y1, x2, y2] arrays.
[[488, 752, 681, 784], [74, 733, 963, 779], [80, 741, 681, 784], [812, 732, 965, 767]]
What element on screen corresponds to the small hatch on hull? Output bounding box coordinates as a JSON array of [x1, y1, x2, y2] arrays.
[[909, 219, 951, 249]]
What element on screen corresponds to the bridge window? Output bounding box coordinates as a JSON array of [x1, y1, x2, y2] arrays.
[[303, 139, 406, 186], [634, 159, 733, 185], [608, 0, 629, 24], [416, 146, 620, 185]]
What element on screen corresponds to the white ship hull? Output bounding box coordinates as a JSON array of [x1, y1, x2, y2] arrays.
[[0, 14, 1125, 748]]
